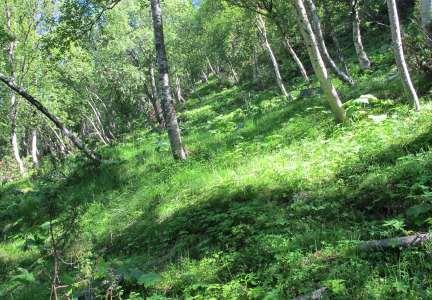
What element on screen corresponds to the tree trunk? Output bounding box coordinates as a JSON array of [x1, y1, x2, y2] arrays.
[[272, 19, 310, 83], [31, 129, 39, 168], [202, 70, 209, 82], [228, 61, 239, 83], [85, 96, 111, 144], [206, 57, 216, 74], [175, 75, 185, 103], [387, 0, 421, 111], [359, 233, 431, 250], [0, 72, 100, 161], [256, 15, 290, 99], [304, 0, 355, 85], [351, 0, 371, 69], [421, 0, 432, 46], [149, 65, 165, 129], [282, 36, 310, 82], [252, 44, 260, 85], [150, 0, 187, 160], [5, 2, 26, 176], [294, 0, 347, 123]]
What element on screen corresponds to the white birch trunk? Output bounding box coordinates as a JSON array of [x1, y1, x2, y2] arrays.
[[294, 0, 346, 123], [304, 0, 354, 85], [352, 0, 371, 69], [175, 75, 185, 103], [387, 0, 421, 111], [421, 0, 432, 46], [283, 36, 309, 82], [150, 0, 187, 160], [256, 15, 289, 98], [31, 129, 39, 168], [5, 2, 26, 175]]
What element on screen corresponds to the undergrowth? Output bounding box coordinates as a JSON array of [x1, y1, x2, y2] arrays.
[[1, 48, 432, 299]]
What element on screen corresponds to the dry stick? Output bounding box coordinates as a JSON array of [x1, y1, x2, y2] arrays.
[[0, 72, 101, 162], [359, 233, 432, 250]]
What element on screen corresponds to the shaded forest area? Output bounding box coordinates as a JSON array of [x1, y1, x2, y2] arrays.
[[1, 0, 432, 298]]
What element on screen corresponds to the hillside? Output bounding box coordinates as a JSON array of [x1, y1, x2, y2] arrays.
[[2, 40, 432, 298]]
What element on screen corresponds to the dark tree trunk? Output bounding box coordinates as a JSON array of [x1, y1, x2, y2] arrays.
[[150, 0, 187, 160]]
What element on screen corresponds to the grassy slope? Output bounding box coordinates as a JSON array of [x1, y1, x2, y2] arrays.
[[1, 45, 432, 299]]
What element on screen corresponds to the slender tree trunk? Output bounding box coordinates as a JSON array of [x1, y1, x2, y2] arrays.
[[149, 65, 165, 129], [294, 0, 346, 123], [0, 72, 100, 161], [421, 0, 432, 46], [351, 0, 371, 69], [273, 19, 310, 82], [202, 70, 209, 82], [85, 96, 110, 144], [31, 129, 39, 168], [150, 0, 187, 160], [252, 44, 260, 85], [387, 0, 420, 111], [228, 61, 239, 83], [5, 2, 26, 175], [175, 75, 185, 103], [256, 15, 289, 98], [329, 29, 349, 75], [206, 57, 216, 74], [87, 116, 109, 145], [49, 125, 69, 156], [304, 0, 354, 85], [283, 36, 310, 82]]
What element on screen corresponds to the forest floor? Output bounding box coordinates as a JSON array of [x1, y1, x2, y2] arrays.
[[2, 44, 432, 299]]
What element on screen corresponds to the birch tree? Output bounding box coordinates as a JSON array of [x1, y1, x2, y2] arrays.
[[386, 0, 420, 111], [4, 1, 25, 175], [351, 0, 371, 70], [0, 72, 101, 161], [294, 0, 346, 123], [256, 14, 289, 98], [422, 0, 432, 46], [150, 0, 187, 160], [303, 0, 354, 85]]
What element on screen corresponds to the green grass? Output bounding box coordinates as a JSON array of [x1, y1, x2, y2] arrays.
[[1, 49, 432, 299]]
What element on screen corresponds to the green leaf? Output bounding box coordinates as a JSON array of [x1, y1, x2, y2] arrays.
[[10, 268, 36, 284]]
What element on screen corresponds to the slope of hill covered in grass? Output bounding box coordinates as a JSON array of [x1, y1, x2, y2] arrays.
[[1, 46, 432, 299]]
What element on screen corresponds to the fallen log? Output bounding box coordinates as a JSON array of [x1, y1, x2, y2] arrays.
[[359, 233, 432, 250]]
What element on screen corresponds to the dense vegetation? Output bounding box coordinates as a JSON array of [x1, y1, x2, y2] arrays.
[[1, 0, 432, 299]]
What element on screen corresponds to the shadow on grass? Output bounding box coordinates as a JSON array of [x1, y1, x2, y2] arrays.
[[100, 126, 432, 298]]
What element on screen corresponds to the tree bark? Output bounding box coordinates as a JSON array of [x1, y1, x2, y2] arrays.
[[31, 129, 39, 168], [256, 15, 290, 99], [294, 0, 346, 123], [421, 0, 432, 47], [5, 2, 26, 176], [0, 72, 100, 161], [282, 36, 310, 82], [150, 0, 187, 160], [252, 44, 260, 85], [387, 0, 421, 111], [359, 233, 431, 250], [351, 0, 371, 69], [202, 70, 209, 82], [304, 0, 355, 85], [206, 56, 216, 74], [175, 75, 185, 103], [148, 65, 165, 129]]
